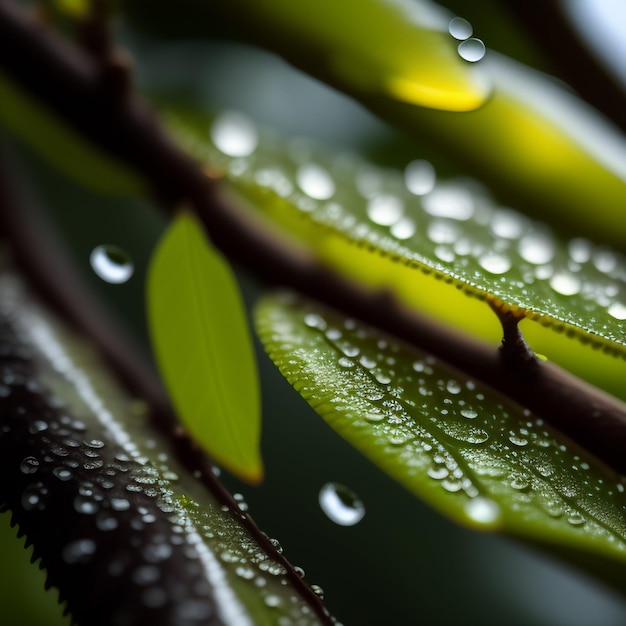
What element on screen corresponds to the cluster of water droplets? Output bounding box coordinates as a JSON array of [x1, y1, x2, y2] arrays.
[[260, 295, 626, 541], [448, 17, 486, 63], [166, 109, 626, 348], [0, 275, 328, 626]]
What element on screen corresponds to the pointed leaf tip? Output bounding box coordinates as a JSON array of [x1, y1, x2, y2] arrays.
[[147, 210, 263, 484]]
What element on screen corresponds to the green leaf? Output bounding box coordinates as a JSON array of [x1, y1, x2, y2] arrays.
[[147, 210, 263, 483], [133, 0, 626, 246], [129, 0, 488, 112], [256, 293, 626, 586], [165, 109, 626, 363]]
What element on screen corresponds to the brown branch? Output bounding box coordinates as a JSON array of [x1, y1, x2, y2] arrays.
[[2, 0, 626, 484]]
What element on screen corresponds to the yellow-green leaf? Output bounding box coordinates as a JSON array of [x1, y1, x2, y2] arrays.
[[147, 210, 263, 483]]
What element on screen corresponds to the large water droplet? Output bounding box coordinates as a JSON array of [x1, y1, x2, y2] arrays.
[[211, 111, 258, 157], [390, 216, 417, 240], [549, 271, 581, 296], [20, 457, 40, 475], [367, 195, 404, 226], [608, 302, 626, 320], [458, 38, 486, 62], [404, 159, 436, 196], [518, 232, 555, 265], [296, 163, 335, 200], [319, 482, 366, 526], [90, 245, 134, 284], [479, 252, 512, 275], [423, 184, 474, 220], [448, 17, 473, 40], [465, 497, 501, 526]]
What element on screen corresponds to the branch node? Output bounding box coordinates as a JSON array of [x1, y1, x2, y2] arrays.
[[488, 298, 537, 372]]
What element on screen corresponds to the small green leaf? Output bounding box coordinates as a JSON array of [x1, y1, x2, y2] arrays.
[[256, 293, 626, 581], [147, 210, 263, 483]]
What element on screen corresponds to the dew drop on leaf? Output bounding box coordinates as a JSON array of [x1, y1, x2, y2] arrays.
[[448, 17, 473, 41], [464, 497, 501, 526], [458, 38, 486, 62], [296, 163, 335, 200], [210, 111, 258, 157], [404, 159, 436, 196], [366, 195, 404, 226], [318, 482, 366, 526], [90, 245, 134, 284]]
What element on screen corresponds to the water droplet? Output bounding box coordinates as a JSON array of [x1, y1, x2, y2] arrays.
[[296, 163, 335, 200], [364, 410, 384, 423], [508, 435, 528, 447], [310, 584, 325, 600], [458, 38, 486, 62], [448, 17, 473, 40], [608, 302, 626, 320], [491, 209, 526, 239], [465, 497, 501, 525], [359, 355, 377, 369], [549, 271, 581, 296], [427, 467, 449, 480], [460, 408, 478, 419], [518, 232, 555, 265], [74, 495, 98, 515], [479, 252, 512, 275], [20, 457, 40, 475], [90, 245, 134, 284], [211, 111, 258, 157], [390, 217, 417, 240], [423, 184, 474, 220], [264, 594, 281, 608], [53, 467, 73, 481], [96, 512, 119, 531], [404, 159, 436, 196], [29, 420, 48, 434], [367, 195, 404, 226], [22, 483, 47, 511], [319, 482, 366, 526], [304, 312, 326, 330], [568, 238, 592, 264], [62, 538, 97, 564], [234, 492, 249, 512], [446, 380, 462, 395], [567, 512, 586, 527], [111, 498, 130, 511]]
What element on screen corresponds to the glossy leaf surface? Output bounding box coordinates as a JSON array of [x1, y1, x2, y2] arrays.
[[166, 110, 626, 357], [256, 293, 626, 579], [147, 211, 262, 483], [131, 0, 626, 246]]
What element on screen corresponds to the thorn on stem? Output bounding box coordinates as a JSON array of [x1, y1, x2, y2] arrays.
[[488, 298, 537, 372]]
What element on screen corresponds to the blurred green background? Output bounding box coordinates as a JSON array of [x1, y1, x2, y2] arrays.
[[3, 2, 626, 624]]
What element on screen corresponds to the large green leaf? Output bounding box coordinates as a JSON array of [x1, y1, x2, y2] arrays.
[[256, 292, 626, 587], [164, 110, 626, 378], [130, 0, 626, 247], [147, 210, 263, 483]]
